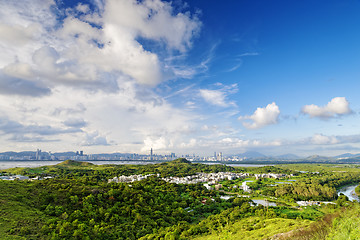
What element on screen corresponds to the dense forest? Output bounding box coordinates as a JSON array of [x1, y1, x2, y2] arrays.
[[1, 159, 360, 239]]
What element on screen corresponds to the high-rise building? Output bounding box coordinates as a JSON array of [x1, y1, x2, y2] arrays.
[[150, 148, 153, 160], [36, 149, 41, 160]]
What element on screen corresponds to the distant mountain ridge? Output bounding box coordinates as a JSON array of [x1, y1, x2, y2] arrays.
[[229, 151, 360, 162], [275, 154, 301, 160], [235, 151, 266, 159], [232, 151, 300, 160], [335, 153, 360, 159]]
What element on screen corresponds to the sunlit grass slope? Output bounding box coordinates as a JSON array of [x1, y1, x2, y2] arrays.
[[193, 217, 312, 240]]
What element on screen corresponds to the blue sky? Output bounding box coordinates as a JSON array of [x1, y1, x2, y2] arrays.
[[0, 0, 360, 157]]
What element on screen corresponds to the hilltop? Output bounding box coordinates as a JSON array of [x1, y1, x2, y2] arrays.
[[166, 158, 191, 164], [56, 160, 94, 167]]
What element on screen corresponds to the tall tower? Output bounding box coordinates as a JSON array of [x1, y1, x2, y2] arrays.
[[217, 152, 223, 161], [150, 148, 153, 161], [36, 149, 41, 160]]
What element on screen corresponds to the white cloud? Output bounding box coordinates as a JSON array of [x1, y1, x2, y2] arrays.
[[0, 23, 38, 46], [311, 134, 338, 145], [142, 136, 173, 152], [306, 133, 360, 146], [199, 89, 228, 107], [180, 138, 197, 148], [76, 3, 90, 13], [82, 131, 110, 146], [199, 83, 237, 107], [0, 82, 200, 152], [0, 0, 201, 91], [0, 0, 204, 153], [302, 97, 352, 119], [239, 102, 280, 129], [104, 0, 201, 52]]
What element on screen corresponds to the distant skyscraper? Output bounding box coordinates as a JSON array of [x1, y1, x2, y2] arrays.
[[36, 149, 41, 160], [150, 148, 153, 160], [217, 152, 223, 161]]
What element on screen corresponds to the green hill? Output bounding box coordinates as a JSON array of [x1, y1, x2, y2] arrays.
[[167, 158, 192, 164], [56, 160, 94, 167]]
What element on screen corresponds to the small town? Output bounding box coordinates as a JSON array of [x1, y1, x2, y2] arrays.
[[107, 171, 295, 194], [108, 171, 289, 184]]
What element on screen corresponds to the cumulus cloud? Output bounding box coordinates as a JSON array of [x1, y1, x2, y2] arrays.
[[0, 0, 201, 93], [141, 136, 173, 152], [0, 0, 205, 153], [302, 97, 352, 119], [82, 131, 110, 146], [103, 0, 200, 52], [239, 102, 280, 129], [306, 133, 360, 146], [311, 134, 338, 145], [180, 138, 197, 148]]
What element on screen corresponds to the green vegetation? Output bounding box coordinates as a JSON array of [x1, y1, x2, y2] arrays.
[[0, 159, 360, 239], [192, 217, 311, 240], [327, 204, 360, 239], [355, 185, 360, 196], [141, 201, 326, 240], [0, 180, 49, 239]]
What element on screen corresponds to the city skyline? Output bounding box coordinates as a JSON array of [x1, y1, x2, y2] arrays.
[[1, 0, 360, 156], [1, 148, 360, 162]]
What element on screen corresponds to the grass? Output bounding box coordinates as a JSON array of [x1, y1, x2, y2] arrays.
[[326, 205, 360, 240], [192, 205, 344, 240], [192, 217, 312, 240]]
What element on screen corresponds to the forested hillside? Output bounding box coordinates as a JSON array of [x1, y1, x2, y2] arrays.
[[1, 160, 360, 239]]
